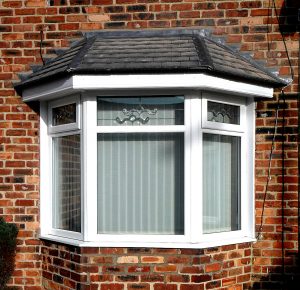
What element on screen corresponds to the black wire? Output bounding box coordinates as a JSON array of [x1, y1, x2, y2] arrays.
[[272, 0, 295, 81], [281, 91, 286, 289], [40, 30, 45, 66], [256, 96, 280, 240]]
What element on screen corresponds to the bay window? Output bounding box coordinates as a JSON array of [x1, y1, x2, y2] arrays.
[[14, 29, 284, 248], [41, 91, 254, 247]]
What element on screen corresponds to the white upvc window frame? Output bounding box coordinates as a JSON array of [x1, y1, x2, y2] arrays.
[[199, 92, 251, 244], [43, 94, 83, 241], [40, 90, 255, 248]]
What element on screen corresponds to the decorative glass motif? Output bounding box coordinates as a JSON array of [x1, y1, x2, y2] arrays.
[[97, 97, 184, 126], [52, 103, 76, 126], [207, 101, 240, 125], [116, 106, 158, 124]]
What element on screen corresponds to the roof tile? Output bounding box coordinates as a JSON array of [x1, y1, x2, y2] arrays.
[[15, 29, 287, 94]]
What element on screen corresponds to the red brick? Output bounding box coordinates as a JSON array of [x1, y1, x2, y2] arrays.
[[154, 284, 177, 290], [205, 263, 221, 273], [101, 284, 124, 290], [180, 285, 204, 290], [191, 275, 211, 283], [154, 265, 177, 272]]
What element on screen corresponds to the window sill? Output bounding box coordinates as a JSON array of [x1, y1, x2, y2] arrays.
[[40, 234, 256, 249]]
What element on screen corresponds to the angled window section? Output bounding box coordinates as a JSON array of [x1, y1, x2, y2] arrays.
[[47, 96, 82, 240], [14, 29, 285, 247]]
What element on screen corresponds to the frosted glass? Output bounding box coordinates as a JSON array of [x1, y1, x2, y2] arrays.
[[52, 135, 81, 232], [97, 133, 184, 235], [203, 133, 241, 234], [207, 101, 240, 124], [52, 103, 76, 126], [97, 97, 184, 126]]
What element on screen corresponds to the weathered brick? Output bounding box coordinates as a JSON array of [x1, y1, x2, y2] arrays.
[[141, 256, 164, 263]]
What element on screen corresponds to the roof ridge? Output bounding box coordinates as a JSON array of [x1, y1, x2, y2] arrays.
[[67, 36, 97, 72], [192, 35, 214, 71], [204, 37, 288, 85]]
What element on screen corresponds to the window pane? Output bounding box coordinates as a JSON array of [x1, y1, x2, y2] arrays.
[[53, 134, 81, 232], [97, 133, 184, 235], [97, 97, 184, 126], [52, 103, 76, 126], [203, 133, 241, 234], [207, 101, 240, 124]]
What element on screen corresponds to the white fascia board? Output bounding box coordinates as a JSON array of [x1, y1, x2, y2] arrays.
[[22, 73, 274, 101], [73, 74, 274, 98]]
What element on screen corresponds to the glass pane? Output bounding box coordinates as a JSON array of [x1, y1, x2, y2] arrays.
[[97, 97, 184, 126], [53, 134, 81, 232], [203, 133, 241, 234], [52, 103, 76, 126], [97, 133, 184, 235], [207, 101, 240, 124]]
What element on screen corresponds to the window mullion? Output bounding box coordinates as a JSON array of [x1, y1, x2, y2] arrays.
[[40, 102, 51, 237], [188, 95, 202, 243], [83, 95, 98, 241]]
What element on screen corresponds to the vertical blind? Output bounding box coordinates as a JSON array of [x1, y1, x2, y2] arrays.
[[203, 133, 241, 234], [97, 133, 184, 235], [53, 134, 81, 232]]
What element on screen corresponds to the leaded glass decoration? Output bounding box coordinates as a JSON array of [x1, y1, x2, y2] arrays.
[[52, 103, 76, 126], [207, 101, 240, 125], [97, 97, 184, 126]]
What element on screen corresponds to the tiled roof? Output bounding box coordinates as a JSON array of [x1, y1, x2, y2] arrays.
[[14, 29, 287, 94]]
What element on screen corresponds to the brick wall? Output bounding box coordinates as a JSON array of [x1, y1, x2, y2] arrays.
[[0, 0, 299, 289], [41, 242, 252, 290]]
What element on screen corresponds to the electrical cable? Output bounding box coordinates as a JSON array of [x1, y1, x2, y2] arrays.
[[281, 90, 286, 289], [256, 96, 280, 240], [272, 0, 295, 81], [257, 0, 294, 241], [270, 1, 296, 288]]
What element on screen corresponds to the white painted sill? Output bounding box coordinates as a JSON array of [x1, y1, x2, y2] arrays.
[[39, 234, 256, 249]]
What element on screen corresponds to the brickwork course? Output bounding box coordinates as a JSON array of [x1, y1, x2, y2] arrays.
[[0, 0, 299, 289]]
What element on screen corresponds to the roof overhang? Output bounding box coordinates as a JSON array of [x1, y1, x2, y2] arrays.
[[21, 73, 274, 102]]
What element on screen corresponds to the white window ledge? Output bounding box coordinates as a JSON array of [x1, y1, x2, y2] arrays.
[[40, 234, 256, 249]]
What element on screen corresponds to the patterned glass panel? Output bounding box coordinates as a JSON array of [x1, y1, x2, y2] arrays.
[[207, 101, 240, 125], [52, 103, 76, 126], [97, 97, 184, 126]]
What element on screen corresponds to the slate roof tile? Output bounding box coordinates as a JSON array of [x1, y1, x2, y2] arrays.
[[14, 29, 287, 94]]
